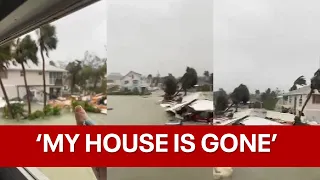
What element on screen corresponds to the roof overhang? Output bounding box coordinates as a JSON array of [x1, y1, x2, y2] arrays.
[[0, 0, 100, 45]]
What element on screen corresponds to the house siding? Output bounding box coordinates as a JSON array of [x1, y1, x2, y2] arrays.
[[277, 93, 320, 122], [0, 70, 64, 99], [119, 71, 150, 92], [121, 72, 142, 91]]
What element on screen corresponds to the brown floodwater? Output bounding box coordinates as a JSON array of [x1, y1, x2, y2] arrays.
[[2, 93, 320, 180]]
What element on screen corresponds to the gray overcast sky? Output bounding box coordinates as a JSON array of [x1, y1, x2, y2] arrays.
[[48, 1, 107, 62], [45, 0, 212, 78], [107, 0, 213, 77], [214, 0, 320, 93]]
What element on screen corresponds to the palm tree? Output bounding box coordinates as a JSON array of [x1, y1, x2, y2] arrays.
[[289, 76, 306, 91], [289, 76, 306, 115], [37, 24, 58, 109], [13, 35, 39, 115], [0, 42, 14, 118], [294, 70, 320, 125]]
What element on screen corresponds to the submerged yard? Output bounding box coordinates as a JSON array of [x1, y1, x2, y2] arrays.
[[1, 94, 320, 180]]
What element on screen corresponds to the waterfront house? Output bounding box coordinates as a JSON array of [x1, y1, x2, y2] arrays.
[[120, 71, 148, 92], [0, 61, 66, 100]]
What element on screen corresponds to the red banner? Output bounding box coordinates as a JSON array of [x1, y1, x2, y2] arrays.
[[0, 125, 318, 167]]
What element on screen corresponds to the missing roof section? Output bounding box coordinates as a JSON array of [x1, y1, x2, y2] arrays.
[[0, 0, 27, 21]]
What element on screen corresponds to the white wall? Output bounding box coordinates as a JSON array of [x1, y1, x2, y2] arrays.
[[278, 94, 320, 121], [120, 72, 142, 89], [0, 70, 62, 99]]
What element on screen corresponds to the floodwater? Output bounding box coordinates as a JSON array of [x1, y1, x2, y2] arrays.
[[2, 93, 320, 180]]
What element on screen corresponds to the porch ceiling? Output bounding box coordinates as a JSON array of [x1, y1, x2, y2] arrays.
[[0, 0, 100, 45]]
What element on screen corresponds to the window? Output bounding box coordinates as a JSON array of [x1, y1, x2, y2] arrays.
[[124, 80, 129, 84], [312, 95, 320, 104], [133, 80, 139, 84], [288, 96, 292, 103], [38, 72, 43, 75], [20, 71, 24, 76], [299, 95, 302, 106], [49, 72, 62, 84], [107, 80, 114, 83]]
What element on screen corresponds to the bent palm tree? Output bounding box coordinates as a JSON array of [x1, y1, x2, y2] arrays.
[[289, 76, 306, 91], [37, 24, 58, 109], [289, 76, 306, 115], [0, 42, 14, 118], [13, 36, 39, 115]]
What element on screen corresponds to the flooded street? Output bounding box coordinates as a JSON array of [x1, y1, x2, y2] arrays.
[[1, 94, 320, 180]]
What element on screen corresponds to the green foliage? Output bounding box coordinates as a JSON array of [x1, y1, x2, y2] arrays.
[[164, 74, 177, 96], [311, 69, 320, 92], [132, 87, 140, 95], [71, 100, 101, 113], [72, 100, 86, 110], [65, 52, 107, 94], [52, 106, 61, 115], [38, 24, 58, 54], [260, 88, 278, 110], [43, 104, 53, 115], [26, 104, 61, 120], [3, 103, 25, 119], [230, 84, 250, 105], [99, 79, 107, 93], [180, 67, 198, 91], [262, 98, 278, 110], [215, 88, 228, 112], [28, 110, 45, 120], [289, 76, 306, 91], [66, 60, 82, 93]]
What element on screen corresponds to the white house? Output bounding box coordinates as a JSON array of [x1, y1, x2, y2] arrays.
[[120, 71, 148, 92], [0, 62, 66, 101], [276, 85, 320, 122]]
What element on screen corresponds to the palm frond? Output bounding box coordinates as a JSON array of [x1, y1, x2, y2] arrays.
[[289, 84, 297, 91], [294, 75, 306, 86], [38, 24, 58, 58]]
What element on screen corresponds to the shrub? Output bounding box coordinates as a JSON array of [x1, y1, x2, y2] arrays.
[[52, 106, 61, 115], [3, 103, 25, 119], [72, 100, 101, 113], [28, 110, 45, 120], [72, 100, 86, 110], [43, 104, 53, 116], [132, 87, 140, 95]]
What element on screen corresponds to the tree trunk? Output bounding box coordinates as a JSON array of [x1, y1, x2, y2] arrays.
[[21, 64, 31, 115], [0, 77, 14, 118], [173, 87, 183, 97], [40, 49, 47, 109], [93, 77, 99, 89]]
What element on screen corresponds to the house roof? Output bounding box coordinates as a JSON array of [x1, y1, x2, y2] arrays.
[[121, 71, 142, 80], [283, 85, 313, 96], [107, 73, 123, 80], [6, 61, 66, 72]]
